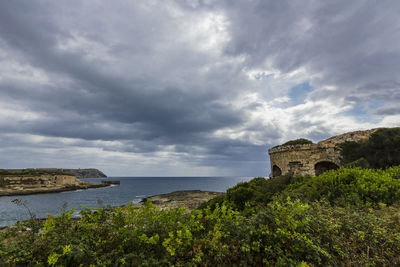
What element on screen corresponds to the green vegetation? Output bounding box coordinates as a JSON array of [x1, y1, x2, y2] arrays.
[[340, 128, 400, 169], [282, 138, 313, 146], [0, 169, 67, 177], [0, 178, 8, 186], [199, 174, 295, 211], [2, 167, 400, 266], [283, 167, 400, 207]]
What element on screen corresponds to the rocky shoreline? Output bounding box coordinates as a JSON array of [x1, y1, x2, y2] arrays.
[[0, 180, 120, 197], [140, 190, 223, 210], [0, 189, 221, 230], [0, 168, 117, 197]]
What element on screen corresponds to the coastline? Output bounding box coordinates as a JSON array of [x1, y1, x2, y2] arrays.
[[0, 189, 223, 230], [0, 180, 120, 197], [0, 176, 251, 228]]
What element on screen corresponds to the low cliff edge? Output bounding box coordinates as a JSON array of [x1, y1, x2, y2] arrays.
[[0, 169, 117, 196]]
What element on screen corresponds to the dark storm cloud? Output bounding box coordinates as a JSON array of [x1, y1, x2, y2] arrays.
[[0, 0, 399, 176], [0, 0, 262, 176], [0, 1, 244, 140]]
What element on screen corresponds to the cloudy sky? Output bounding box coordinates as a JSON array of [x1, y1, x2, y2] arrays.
[[0, 1, 399, 176]]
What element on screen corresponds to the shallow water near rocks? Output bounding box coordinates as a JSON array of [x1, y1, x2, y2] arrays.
[[0, 176, 253, 226]]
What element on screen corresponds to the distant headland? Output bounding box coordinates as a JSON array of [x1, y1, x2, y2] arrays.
[[32, 168, 107, 178], [0, 168, 117, 196]]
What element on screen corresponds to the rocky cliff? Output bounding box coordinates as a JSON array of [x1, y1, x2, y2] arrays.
[[317, 128, 380, 147], [0, 169, 116, 196]]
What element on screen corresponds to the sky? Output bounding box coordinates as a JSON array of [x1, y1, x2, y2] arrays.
[[0, 1, 399, 177]]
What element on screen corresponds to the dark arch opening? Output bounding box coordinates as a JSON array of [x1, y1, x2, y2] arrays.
[[314, 161, 339, 176], [272, 165, 282, 177]]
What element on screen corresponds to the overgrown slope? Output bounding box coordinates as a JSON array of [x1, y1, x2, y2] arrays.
[[1, 167, 400, 266]]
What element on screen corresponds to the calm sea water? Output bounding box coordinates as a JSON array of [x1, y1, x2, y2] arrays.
[[0, 176, 253, 227]]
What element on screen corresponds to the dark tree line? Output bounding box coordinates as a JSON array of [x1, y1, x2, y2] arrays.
[[340, 128, 400, 169]]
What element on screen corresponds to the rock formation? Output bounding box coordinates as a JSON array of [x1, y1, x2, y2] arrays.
[[268, 128, 380, 177], [0, 169, 117, 196], [141, 190, 223, 210]]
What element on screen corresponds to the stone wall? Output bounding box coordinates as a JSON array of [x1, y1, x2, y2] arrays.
[[318, 128, 379, 147], [268, 128, 380, 177], [268, 144, 341, 177]]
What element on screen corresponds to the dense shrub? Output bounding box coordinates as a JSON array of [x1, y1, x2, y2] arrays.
[[199, 174, 295, 211], [282, 138, 313, 146], [341, 128, 400, 169], [0, 202, 250, 266], [248, 199, 400, 266], [202, 167, 400, 211], [0, 177, 8, 186], [2, 198, 399, 266], [283, 167, 400, 207]]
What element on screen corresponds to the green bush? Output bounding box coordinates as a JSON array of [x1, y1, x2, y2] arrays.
[[345, 157, 370, 168], [341, 128, 400, 169], [282, 138, 313, 146], [2, 197, 399, 266], [200, 174, 295, 211], [283, 167, 400, 207], [0, 177, 8, 186], [202, 167, 400, 212]]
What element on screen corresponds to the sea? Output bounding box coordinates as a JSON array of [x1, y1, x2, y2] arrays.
[[0, 176, 254, 227]]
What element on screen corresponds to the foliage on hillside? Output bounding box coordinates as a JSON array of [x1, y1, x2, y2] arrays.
[[283, 167, 400, 207], [199, 174, 295, 211], [1, 167, 400, 266], [202, 167, 400, 210], [340, 127, 400, 168], [0, 169, 67, 177]]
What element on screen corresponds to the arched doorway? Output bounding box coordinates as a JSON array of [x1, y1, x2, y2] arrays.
[[272, 165, 282, 177], [314, 161, 339, 176]]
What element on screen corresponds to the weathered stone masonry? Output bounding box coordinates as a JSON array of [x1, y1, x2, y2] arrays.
[[268, 143, 341, 177], [268, 128, 379, 177]]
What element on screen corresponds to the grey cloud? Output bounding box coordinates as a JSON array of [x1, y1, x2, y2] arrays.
[[375, 106, 400, 116], [0, 1, 258, 174], [0, 0, 398, 176], [209, 0, 400, 111]]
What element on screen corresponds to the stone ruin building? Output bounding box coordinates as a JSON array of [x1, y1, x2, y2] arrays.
[[268, 129, 379, 178]]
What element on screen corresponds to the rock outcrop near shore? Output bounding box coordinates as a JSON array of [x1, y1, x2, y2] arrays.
[[141, 190, 223, 210], [0, 169, 117, 196]]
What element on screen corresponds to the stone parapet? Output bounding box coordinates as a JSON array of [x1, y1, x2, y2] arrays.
[[267, 128, 388, 178], [269, 143, 318, 154]]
